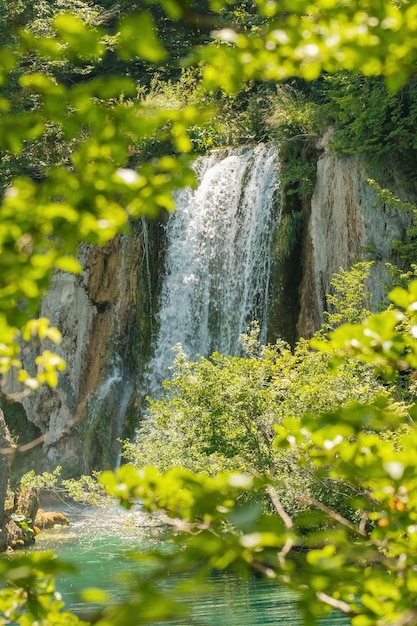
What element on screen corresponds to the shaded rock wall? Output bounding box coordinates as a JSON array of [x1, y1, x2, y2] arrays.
[[4, 223, 156, 477], [297, 135, 414, 337], [0, 410, 13, 551]]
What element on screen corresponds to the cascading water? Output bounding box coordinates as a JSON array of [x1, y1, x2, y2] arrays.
[[147, 144, 280, 392], [85, 355, 134, 471]]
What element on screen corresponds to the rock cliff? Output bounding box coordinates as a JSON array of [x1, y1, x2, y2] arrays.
[[3, 224, 154, 477], [2, 141, 415, 476], [297, 135, 414, 336], [0, 410, 13, 550]]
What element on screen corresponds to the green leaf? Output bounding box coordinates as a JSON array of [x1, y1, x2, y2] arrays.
[[155, 0, 185, 19], [19, 73, 65, 97], [54, 256, 81, 274], [53, 13, 104, 59], [81, 588, 110, 603], [0, 47, 16, 83], [388, 286, 411, 310], [118, 12, 167, 62]]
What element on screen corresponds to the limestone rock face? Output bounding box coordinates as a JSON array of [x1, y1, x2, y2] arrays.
[[0, 410, 12, 506], [298, 136, 414, 337], [6, 226, 149, 477]]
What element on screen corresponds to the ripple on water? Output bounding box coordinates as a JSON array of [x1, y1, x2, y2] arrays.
[[30, 505, 350, 626]]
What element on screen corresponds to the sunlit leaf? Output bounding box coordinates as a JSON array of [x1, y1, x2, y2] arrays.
[[118, 12, 167, 62]]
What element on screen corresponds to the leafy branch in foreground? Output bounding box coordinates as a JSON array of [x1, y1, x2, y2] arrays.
[[102, 279, 417, 626], [19, 466, 114, 508]]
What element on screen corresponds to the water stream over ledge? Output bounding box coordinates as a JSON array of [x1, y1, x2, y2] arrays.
[[31, 505, 350, 625], [147, 145, 280, 394]]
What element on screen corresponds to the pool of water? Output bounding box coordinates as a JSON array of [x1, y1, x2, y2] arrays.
[[31, 505, 350, 626]]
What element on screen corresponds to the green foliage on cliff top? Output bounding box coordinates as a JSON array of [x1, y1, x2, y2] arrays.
[[320, 73, 417, 176]]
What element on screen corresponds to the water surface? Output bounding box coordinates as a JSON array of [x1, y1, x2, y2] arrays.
[[33, 505, 349, 626]]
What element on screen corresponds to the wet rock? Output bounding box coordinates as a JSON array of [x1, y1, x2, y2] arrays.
[[35, 509, 70, 529]]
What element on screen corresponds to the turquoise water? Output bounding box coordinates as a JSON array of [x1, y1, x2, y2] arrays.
[[32, 505, 350, 626]]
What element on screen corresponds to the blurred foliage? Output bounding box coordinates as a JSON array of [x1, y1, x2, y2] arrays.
[[105, 277, 417, 626], [2, 0, 417, 625], [0, 551, 83, 626]]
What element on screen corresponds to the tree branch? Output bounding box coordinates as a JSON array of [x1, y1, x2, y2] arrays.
[[316, 592, 353, 615], [267, 485, 293, 529], [307, 496, 368, 537]]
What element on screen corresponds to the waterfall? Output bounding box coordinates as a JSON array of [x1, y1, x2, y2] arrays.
[[147, 144, 280, 392], [85, 354, 133, 471]]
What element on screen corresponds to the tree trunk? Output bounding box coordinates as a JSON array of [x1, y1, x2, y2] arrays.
[[0, 409, 13, 552]]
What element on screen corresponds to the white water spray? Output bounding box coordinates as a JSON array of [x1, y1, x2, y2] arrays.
[[148, 144, 280, 390]]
